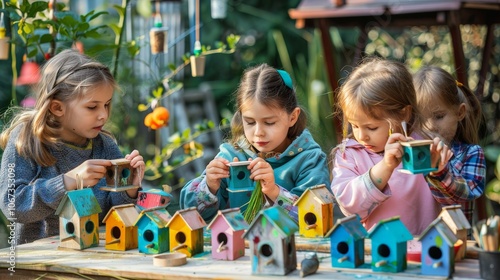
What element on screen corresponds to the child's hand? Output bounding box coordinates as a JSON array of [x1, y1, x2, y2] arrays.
[[383, 133, 407, 170], [206, 157, 230, 194], [125, 150, 145, 198], [248, 158, 279, 201], [430, 137, 453, 174], [64, 160, 112, 191]]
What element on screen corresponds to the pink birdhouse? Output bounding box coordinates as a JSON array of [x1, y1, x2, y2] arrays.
[[206, 208, 249, 260], [136, 188, 172, 211]]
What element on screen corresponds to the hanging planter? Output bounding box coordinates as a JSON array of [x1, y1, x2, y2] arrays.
[[150, 27, 168, 54], [211, 0, 228, 19], [190, 55, 205, 77], [0, 12, 8, 60]]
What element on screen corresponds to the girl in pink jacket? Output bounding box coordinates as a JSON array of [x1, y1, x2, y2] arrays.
[[330, 58, 452, 236]]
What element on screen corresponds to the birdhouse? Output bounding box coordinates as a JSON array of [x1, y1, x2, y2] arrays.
[[206, 208, 249, 260], [102, 204, 139, 251], [166, 207, 207, 257], [293, 184, 335, 238], [400, 140, 437, 174], [134, 208, 172, 254], [417, 217, 458, 277], [242, 206, 299, 276], [227, 161, 254, 212], [55, 188, 102, 250], [101, 159, 140, 192], [367, 216, 413, 273], [136, 188, 172, 211], [327, 214, 368, 268], [438, 205, 471, 260]]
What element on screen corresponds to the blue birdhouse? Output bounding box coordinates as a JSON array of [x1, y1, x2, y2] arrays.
[[327, 214, 368, 268], [400, 140, 437, 174], [367, 216, 413, 273], [227, 161, 254, 212], [134, 208, 171, 254], [417, 217, 458, 278]]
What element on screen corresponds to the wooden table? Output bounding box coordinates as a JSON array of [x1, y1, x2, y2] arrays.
[[0, 234, 481, 279]]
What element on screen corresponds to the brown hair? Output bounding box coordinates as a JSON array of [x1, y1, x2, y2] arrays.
[[413, 66, 483, 144], [229, 63, 307, 147], [0, 49, 117, 166]]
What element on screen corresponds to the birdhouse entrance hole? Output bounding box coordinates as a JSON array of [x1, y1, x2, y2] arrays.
[[144, 230, 154, 242], [217, 232, 228, 246], [85, 220, 95, 234], [111, 226, 121, 239], [176, 232, 186, 244], [377, 244, 391, 258], [260, 244, 273, 257], [237, 170, 246, 180], [65, 222, 75, 235], [337, 241, 349, 254], [304, 212, 317, 226], [428, 246, 443, 260], [122, 168, 131, 179]]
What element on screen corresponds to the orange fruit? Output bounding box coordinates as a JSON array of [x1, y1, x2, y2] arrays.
[[144, 113, 153, 127], [152, 106, 170, 126]]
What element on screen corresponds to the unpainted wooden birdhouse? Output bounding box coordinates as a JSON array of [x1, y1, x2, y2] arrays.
[[101, 159, 140, 192], [136, 188, 172, 211], [438, 205, 470, 260], [242, 206, 299, 276], [367, 216, 413, 273], [327, 214, 368, 268], [166, 207, 207, 257], [417, 216, 458, 277], [227, 161, 253, 212], [400, 140, 437, 174], [206, 208, 249, 260], [102, 204, 139, 251], [134, 207, 171, 254], [55, 188, 102, 250], [293, 184, 335, 238]]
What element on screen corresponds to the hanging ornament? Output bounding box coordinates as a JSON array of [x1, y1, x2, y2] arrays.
[[149, 4, 168, 54], [211, 0, 228, 19], [0, 12, 9, 60], [190, 0, 205, 77]]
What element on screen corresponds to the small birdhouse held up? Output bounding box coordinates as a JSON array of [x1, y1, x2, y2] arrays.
[[293, 184, 335, 238], [417, 216, 458, 278], [206, 208, 249, 260], [438, 205, 471, 260], [166, 207, 207, 257], [134, 208, 172, 254], [227, 161, 254, 212], [242, 206, 299, 276], [102, 204, 139, 251], [55, 188, 102, 250], [367, 216, 413, 273], [101, 159, 140, 192], [400, 140, 437, 174], [136, 188, 172, 211], [327, 214, 368, 269]]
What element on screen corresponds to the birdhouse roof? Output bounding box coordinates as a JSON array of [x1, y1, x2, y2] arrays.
[[439, 205, 471, 230], [327, 214, 367, 239], [417, 216, 458, 245], [243, 206, 298, 239], [55, 188, 102, 216], [109, 158, 131, 166], [367, 216, 413, 242], [135, 207, 172, 228], [103, 204, 139, 226], [293, 184, 334, 206], [206, 208, 249, 231], [166, 207, 206, 230], [139, 188, 172, 197]]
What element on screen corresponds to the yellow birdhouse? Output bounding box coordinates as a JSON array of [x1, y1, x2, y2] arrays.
[[102, 204, 139, 251], [293, 184, 335, 238], [166, 207, 206, 257]]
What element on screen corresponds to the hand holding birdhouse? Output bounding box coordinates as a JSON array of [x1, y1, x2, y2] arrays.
[[429, 137, 454, 174]]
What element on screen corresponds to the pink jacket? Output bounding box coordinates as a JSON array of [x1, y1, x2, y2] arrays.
[[330, 138, 441, 236]]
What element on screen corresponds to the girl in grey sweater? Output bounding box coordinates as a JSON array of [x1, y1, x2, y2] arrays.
[[0, 49, 144, 244]]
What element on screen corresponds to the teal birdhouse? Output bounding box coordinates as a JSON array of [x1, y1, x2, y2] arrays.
[[227, 161, 254, 212], [327, 214, 368, 269], [400, 140, 437, 174]]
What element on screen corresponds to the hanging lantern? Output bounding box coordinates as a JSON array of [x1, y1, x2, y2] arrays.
[[149, 13, 168, 54], [0, 13, 9, 60], [211, 0, 228, 19], [17, 61, 41, 86]]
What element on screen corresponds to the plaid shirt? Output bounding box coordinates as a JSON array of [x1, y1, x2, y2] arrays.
[[425, 140, 486, 226]]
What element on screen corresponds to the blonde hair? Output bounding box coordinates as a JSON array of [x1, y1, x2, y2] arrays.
[[335, 57, 425, 139], [229, 63, 307, 147], [0, 49, 117, 166], [413, 66, 483, 144]]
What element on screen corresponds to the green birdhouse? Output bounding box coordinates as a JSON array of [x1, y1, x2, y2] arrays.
[[400, 140, 437, 174], [227, 161, 254, 212]]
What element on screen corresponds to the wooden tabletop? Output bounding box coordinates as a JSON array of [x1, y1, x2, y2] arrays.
[[0, 235, 481, 279]]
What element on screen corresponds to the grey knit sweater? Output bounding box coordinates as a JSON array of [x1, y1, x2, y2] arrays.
[[0, 126, 137, 244]]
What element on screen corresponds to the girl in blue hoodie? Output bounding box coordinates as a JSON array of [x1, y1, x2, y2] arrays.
[[180, 64, 330, 222]]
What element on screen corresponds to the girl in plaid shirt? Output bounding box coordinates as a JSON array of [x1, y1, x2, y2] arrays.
[[414, 66, 486, 227]]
